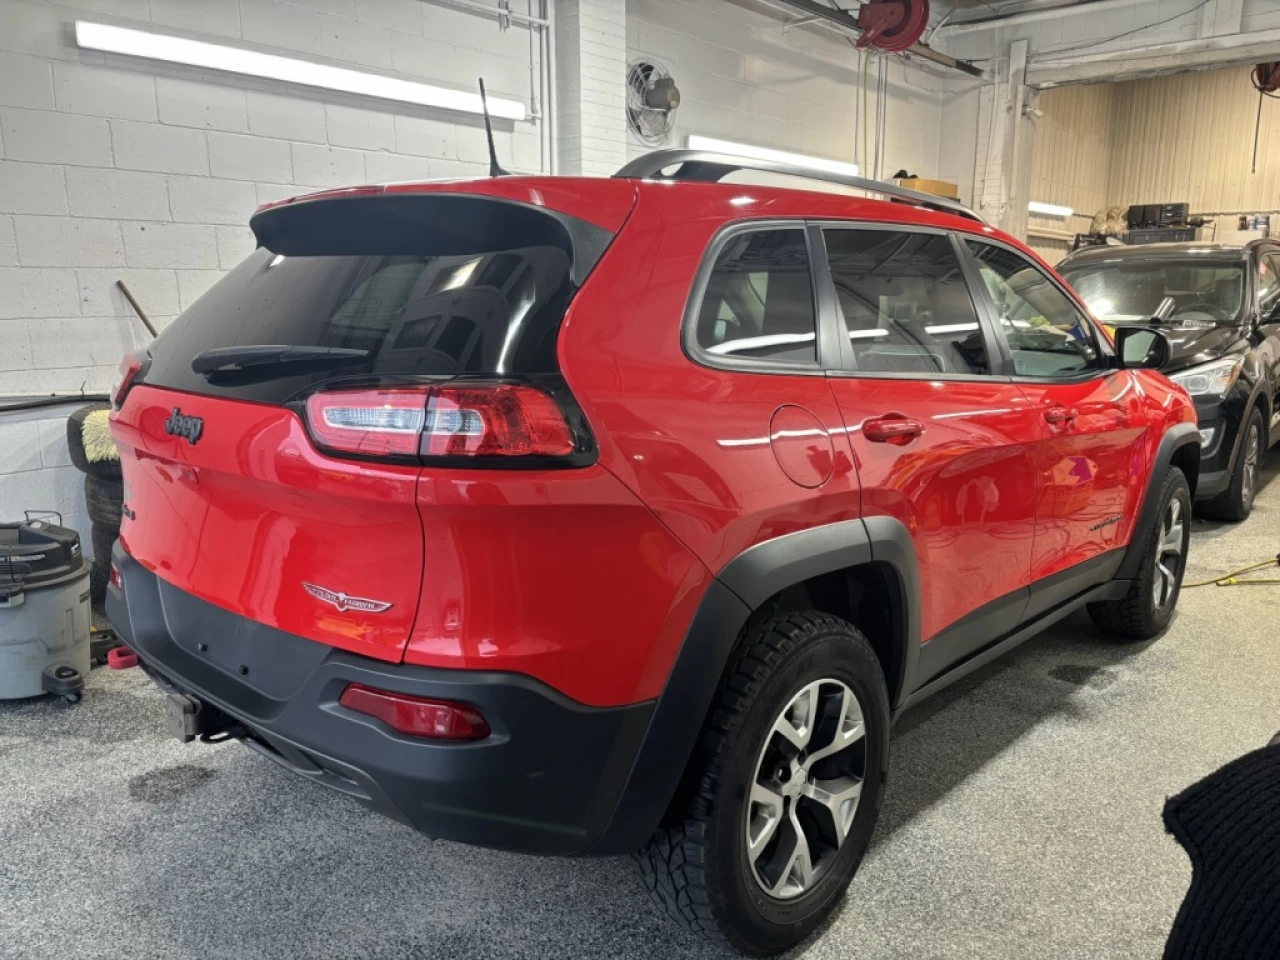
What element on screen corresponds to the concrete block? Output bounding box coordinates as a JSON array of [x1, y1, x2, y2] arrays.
[[363, 151, 432, 182], [457, 120, 511, 165], [0, 367, 115, 397], [511, 130, 544, 172], [208, 132, 293, 183], [176, 269, 226, 311], [394, 114, 455, 158], [0, 161, 67, 216], [45, 0, 150, 18], [0, 52, 53, 110], [325, 103, 396, 151], [37, 417, 73, 468], [30, 316, 138, 371], [0, 421, 44, 473], [168, 176, 258, 225], [241, 0, 322, 54], [0, 319, 32, 371], [0, 217, 16, 266], [77, 268, 181, 319], [15, 217, 124, 268], [122, 222, 219, 269], [157, 77, 249, 132], [0, 108, 112, 166], [66, 168, 171, 221], [319, 14, 393, 68], [111, 120, 209, 175], [290, 142, 366, 186], [355, 0, 423, 35], [53, 61, 157, 122], [0, 3, 76, 62], [0, 267, 80, 320], [149, 0, 242, 39], [215, 225, 257, 268], [278, 0, 356, 16], [246, 91, 328, 144], [428, 157, 486, 179]]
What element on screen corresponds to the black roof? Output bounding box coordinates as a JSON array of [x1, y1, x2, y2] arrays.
[[1060, 241, 1273, 268]]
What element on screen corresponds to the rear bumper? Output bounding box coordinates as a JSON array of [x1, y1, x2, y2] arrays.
[[106, 545, 654, 855]]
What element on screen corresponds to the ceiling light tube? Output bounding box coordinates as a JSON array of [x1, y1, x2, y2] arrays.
[[75, 21, 526, 120], [687, 135, 859, 177], [1028, 201, 1074, 218]]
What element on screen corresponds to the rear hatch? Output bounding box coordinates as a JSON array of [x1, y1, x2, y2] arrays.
[[111, 180, 636, 663]]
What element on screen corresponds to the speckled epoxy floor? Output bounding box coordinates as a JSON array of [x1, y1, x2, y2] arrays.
[[4, 468, 1280, 960]]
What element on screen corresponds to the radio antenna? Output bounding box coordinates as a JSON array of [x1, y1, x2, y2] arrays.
[[478, 78, 510, 177]]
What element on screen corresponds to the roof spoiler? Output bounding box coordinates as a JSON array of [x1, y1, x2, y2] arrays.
[[615, 149, 983, 224]]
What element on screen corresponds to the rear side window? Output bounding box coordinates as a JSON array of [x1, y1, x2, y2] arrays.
[[823, 229, 990, 376], [693, 228, 817, 365], [141, 194, 605, 405]]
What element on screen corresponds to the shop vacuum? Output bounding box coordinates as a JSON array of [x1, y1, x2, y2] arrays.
[[0, 515, 91, 703]]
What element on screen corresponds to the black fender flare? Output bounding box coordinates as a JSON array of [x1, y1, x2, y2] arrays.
[[586, 516, 920, 855], [1117, 422, 1202, 581]]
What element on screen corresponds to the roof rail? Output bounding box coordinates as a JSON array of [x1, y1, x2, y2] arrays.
[[615, 149, 984, 224]]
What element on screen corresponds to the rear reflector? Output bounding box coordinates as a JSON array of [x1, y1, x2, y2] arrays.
[[108, 563, 122, 590], [339, 683, 490, 740], [304, 383, 575, 462], [113, 352, 147, 410]]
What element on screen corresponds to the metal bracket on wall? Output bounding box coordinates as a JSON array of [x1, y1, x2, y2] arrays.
[[498, 0, 511, 31]]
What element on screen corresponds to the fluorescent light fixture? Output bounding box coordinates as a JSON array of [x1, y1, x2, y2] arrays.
[[1028, 201, 1074, 218], [687, 135, 859, 177], [75, 21, 526, 120]]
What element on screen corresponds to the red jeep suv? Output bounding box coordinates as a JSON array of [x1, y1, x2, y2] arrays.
[[107, 150, 1199, 955]]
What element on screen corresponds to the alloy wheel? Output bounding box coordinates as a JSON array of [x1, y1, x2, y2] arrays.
[[1242, 422, 1261, 510], [1152, 496, 1185, 610], [745, 679, 866, 900]]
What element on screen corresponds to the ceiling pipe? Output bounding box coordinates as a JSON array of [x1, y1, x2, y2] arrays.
[[765, 0, 987, 77], [935, 0, 1151, 38]]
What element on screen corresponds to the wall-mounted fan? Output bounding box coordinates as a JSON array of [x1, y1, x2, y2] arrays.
[[626, 59, 681, 146]]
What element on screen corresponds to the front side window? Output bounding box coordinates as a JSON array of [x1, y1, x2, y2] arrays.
[[1259, 253, 1280, 318], [966, 240, 1102, 379], [693, 228, 817, 365], [823, 229, 990, 376]]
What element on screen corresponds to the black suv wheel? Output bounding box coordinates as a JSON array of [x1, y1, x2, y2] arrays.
[[1089, 466, 1191, 640], [636, 612, 889, 956], [1202, 407, 1265, 522]]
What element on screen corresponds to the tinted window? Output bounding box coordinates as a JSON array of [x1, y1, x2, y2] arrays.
[[1260, 253, 1280, 317], [967, 240, 1102, 378], [823, 229, 989, 375], [694, 229, 817, 365], [142, 195, 592, 404]]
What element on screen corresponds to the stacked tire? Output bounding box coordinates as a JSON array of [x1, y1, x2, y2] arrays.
[[66, 403, 122, 604]]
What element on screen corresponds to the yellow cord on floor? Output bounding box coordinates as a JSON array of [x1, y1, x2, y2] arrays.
[[1184, 556, 1280, 588]]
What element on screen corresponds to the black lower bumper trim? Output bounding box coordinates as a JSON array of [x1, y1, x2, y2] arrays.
[[107, 545, 654, 855]]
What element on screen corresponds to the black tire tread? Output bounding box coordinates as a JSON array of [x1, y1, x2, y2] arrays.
[[634, 611, 882, 955], [65, 403, 121, 481], [1089, 466, 1189, 640], [85, 475, 123, 530], [1200, 407, 1264, 522]]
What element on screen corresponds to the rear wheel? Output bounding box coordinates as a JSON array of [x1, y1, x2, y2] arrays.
[[635, 612, 889, 956], [1089, 466, 1191, 640], [1202, 407, 1264, 522]]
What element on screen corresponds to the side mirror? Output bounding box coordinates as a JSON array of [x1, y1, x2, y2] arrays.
[[1116, 327, 1171, 370]]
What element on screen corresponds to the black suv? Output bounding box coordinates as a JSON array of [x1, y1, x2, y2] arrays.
[[1060, 241, 1280, 520]]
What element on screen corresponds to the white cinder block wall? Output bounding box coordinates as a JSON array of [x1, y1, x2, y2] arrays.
[[0, 0, 962, 546]]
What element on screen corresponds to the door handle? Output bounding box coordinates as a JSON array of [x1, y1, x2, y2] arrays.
[[1044, 406, 1078, 425], [864, 416, 925, 445]]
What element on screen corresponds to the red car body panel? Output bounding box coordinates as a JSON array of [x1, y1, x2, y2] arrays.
[[111, 175, 1198, 715]]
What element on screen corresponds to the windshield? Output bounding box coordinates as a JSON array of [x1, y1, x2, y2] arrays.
[[1060, 260, 1246, 327]]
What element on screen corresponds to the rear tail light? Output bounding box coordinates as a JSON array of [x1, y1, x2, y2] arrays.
[[108, 562, 122, 590], [303, 382, 583, 464], [339, 684, 490, 740], [113, 352, 148, 410]]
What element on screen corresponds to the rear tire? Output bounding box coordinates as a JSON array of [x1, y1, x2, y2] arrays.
[[635, 612, 889, 956], [66, 403, 121, 482], [1089, 466, 1191, 641], [85, 476, 123, 529], [1201, 407, 1264, 522]]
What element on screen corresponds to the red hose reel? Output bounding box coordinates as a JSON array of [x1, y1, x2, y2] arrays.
[[856, 0, 930, 53]]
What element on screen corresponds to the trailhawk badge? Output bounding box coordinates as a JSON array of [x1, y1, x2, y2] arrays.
[[302, 582, 393, 614]]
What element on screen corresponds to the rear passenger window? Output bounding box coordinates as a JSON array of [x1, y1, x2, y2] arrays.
[[694, 228, 817, 365], [823, 229, 990, 375]]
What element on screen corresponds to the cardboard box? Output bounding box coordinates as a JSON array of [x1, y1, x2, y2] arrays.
[[894, 177, 960, 199]]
